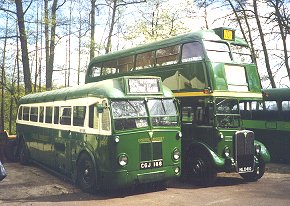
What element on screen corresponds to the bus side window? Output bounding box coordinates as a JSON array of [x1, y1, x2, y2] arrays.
[[18, 106, 23, 120], [91, 64, 102, 77], [30, 107, 38, 122], [60, 107, 71, 125], [45, 107, 53, 123], [73, 106, 86, 127], [136, 51, 154, 70], [54, 106, 59, 124], [23, 107, 30, 121], [181, 42, 203, 62], [264, 101, 279, 121], [89, 105, 99, 129], [156, 45, 179, 66], [39, 106, 44, 123], [282, 101, 290, 121]]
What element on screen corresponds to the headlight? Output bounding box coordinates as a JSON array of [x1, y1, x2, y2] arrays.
[[118, 154, 128, 166], [255, 144, 261, 154], [176, 131, 182, 140], [174, 167, 180, 175], [223, 146, 230, 157], [114, 136, 120, 143], [173, 148, 181, 161]]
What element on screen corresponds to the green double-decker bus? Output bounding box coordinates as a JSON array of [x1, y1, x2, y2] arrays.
[[16, 76, 181, 192], [240, 88, 290, 162], [85, 27, 270, 185]]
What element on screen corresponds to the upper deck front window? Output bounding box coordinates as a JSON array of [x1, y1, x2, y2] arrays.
[[204, 41, 231, 62], [231, 44, 253, 64]]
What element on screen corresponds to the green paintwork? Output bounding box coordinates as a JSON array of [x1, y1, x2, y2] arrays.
[[16, 76, 181, 190], [241, 88, 290, 162], [84, 28, 268, 180]]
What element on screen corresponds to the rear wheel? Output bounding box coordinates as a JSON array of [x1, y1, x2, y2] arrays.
[[186, 149, 217, 186], [77, 153, 97, 193], [19, 140, 30, 165], [240, 157, 265, 182]]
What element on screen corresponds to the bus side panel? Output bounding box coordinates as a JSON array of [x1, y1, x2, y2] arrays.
[[244, 119, 290, 162]]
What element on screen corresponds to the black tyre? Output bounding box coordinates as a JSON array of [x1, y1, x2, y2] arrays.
[[186, 149, 217, 186], [19, 140, 30, 165], [77, 153, 97, 193], [240, 157, 265, 182]]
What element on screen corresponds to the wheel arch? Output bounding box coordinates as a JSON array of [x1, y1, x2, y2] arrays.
[[74, 148, 99, 188], [186, 141, 225, 168]]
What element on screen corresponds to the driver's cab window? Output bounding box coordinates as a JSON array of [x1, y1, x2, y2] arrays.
[[181, 101, 212, 126]]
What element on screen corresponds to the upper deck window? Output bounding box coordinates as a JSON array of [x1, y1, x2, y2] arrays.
[[136, 51, 154, 70], [204, 41, 231, 62], [102, 60, 118, 75], [156, 45, 179, 66], [90, 64, 102, 77], [231, 44, 253, 64], [224, 65, 248, 92], [118, 56, 134, 72], [181, 42, 204, 62]]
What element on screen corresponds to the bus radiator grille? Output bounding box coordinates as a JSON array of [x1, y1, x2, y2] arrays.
[[234, 130, 255, 173]]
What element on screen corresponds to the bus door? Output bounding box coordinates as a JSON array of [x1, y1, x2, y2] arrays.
[[180, 98, 215, 148], [54, 106, 72, 175]]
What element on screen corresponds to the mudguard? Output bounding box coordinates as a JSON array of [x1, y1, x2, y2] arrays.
[[254, 140, 271, 163], [190, 141, 225, 168]]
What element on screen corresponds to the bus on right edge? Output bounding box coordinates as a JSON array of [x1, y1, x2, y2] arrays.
[[240, 88, 290, 163]]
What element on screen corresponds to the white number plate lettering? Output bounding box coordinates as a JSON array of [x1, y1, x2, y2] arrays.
[[238, 167, 253, 173], [140, 160, 163, 169]]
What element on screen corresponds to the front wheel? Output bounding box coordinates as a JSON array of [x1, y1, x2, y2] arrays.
[[77, 153, 97, 193], [185, 150, 217, 186], [240, 157, 265, 182]]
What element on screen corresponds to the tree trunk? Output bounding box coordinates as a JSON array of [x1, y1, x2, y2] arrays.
[[46, 0, 58, 90], [105, 0, 118, 54], [45, 0, 50, 89], [253, 0, 276, 88], [271, 1, 290, 81], [90, 0, 96, 60], [15, 0, 32, 94]]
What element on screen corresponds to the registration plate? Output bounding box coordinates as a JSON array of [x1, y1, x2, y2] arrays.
[[140, 160, 163, 170], [238, 166, 253, 173]]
